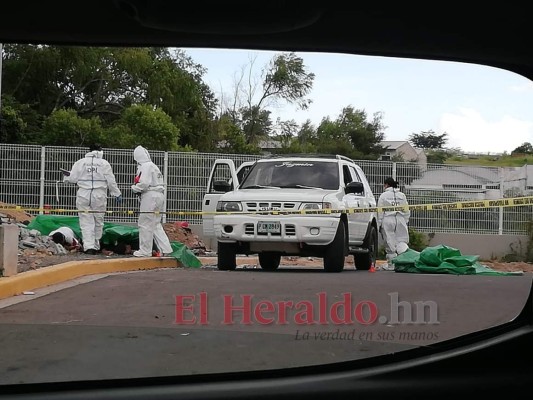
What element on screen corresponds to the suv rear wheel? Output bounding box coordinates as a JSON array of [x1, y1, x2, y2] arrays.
[[354, 225, 378, 270]]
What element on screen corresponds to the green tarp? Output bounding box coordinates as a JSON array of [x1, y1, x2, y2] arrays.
[[393, 245, 523, 276], [27, 215, 202, 268]]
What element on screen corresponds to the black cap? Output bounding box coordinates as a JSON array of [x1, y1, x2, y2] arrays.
[[89, 143, 102, 151], [384, 177, 398, 188]]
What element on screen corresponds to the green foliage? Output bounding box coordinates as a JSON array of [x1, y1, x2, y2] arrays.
[[2, 45, 215, 150], [216, 116, 261, 154], [41, 109, 104, 146], [112, 105, 180, 151], [408, 130, 448, 149], [2, 45, 402, 159], [240, 106, 273, 146], [236, 52, 315, 146], [378, 228, 428, 259], [263, 53, 315, 110], [511, 142, 533, 155], [408, 228, 429, 251], [445, 154, 533, 167], [426, 149, 449, 164], [0, 102, 27, 143], [296, 107, 386, 159]]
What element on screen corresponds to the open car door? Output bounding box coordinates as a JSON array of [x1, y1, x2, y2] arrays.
[[202, 159, 254, 238]]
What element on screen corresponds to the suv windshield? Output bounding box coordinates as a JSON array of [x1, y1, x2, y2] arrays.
[[240, 160, 339, 190]]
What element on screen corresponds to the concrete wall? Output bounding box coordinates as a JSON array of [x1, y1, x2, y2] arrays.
[[190, 224, 529, 261], [425, 233, 529, 261]]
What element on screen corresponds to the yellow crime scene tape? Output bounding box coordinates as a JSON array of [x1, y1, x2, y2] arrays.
[[1, 196, 533, 217]]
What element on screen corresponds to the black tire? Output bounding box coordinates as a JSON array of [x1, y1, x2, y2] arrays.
[[323, 221, 346, 272], [354, 225, 378, 271], [258, 252, 281, 271], [217, 241, 237, 271]]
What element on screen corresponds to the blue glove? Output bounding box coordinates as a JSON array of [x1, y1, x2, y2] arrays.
[[116, 195, 123, 204]]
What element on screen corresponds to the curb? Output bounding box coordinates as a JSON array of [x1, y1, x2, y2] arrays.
[[0, 257, 182, 300]]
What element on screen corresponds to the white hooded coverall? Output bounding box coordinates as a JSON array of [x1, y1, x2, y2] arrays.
[[131, 146, 173, 257], [65, 150, 121, 252], [377, 187, 410, 266]]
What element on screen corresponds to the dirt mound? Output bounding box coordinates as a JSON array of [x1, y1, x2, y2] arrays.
[[163, 223, 207, 255], [0, 202, 34, 224]]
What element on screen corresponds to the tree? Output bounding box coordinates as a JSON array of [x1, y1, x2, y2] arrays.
[[216, 115, 260, 155], [408, 130, 448, 149], [311, 107, 386, 159], [40, 109, 104, 147], [276, 119, 299, 148], [426, 149, 449, 164], [2, 45, 219, 150], [221, 52, 315, 146], [342, 108, 387, 159], [275, 107, 387, 159], [108, 105, 181, 151], [0, 101, 27, 144], [512, 142, 533, 154], [240, 106, 273, 145], [277, 120, 318, 154]]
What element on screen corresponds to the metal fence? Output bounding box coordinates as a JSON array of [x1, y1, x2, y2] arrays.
[[1, 144, 531, 235]]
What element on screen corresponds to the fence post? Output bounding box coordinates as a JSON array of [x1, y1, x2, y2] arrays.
[[39, 146, 46, 215], [392, 161, 397, 181], [162, 151, 169, 224], [498, 167, 504, 235]]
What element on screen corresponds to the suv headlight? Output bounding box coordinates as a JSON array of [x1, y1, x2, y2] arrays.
[[300, 202, 332, 210], [217, 201, 243, 212]]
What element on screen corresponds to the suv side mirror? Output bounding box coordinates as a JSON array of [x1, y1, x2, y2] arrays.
[[345, 181, 364, 195], [213, 180, 232, 192]]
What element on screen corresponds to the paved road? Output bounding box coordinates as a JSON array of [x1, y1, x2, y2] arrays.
[[0, 264, 531, 385]]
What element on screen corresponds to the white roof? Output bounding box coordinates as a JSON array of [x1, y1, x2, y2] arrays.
[[381, 141, 409, 150]]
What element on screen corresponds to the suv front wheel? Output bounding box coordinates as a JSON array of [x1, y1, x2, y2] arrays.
[[217, 242, 237, 271], [259, 252, 281, 271], [323, 221, 346, 272]]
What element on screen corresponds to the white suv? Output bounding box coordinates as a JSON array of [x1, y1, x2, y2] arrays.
[[202, 154, 378, 272]]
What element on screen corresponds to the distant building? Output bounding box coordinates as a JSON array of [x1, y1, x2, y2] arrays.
[[407, 164, 533, 200], [258, 139, 282, 155], [379, 141, 427, 166]]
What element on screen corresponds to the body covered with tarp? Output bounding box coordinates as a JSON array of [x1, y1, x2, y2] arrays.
[[27, 215, 201, 268], [393, 245, 523, 276]]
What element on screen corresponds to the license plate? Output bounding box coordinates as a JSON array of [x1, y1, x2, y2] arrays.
[[257, 221, 281, 233]]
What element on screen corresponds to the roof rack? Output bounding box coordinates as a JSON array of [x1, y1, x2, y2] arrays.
[[265, 153, 354, 162]]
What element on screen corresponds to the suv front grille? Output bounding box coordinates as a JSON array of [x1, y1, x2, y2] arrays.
[[245, 202, 297, 212]]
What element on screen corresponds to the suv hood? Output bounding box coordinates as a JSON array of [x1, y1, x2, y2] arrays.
[[222, 188, 338, 202]]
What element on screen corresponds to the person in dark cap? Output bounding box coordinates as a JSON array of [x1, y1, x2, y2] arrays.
[[377, 177, 410, 270], [62, 144, 123, 254]]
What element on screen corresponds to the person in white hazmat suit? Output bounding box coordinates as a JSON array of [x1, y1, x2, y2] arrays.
[[377, 177, 410, 270], [130, 145, 173, 257], [63, 144, 122, 254]]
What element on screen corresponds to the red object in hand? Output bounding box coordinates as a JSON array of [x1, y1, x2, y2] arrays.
[[134, 172, 142, 184]]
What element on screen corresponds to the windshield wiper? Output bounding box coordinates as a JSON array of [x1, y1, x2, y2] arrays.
[[241, 185, 280, 189], [279, 184, 323, 189]]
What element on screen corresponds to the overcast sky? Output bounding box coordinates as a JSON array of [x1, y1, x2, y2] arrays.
[[181, 48, 533, 154]]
